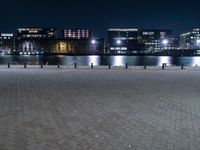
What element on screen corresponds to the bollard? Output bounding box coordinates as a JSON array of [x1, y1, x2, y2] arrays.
[[181, 64, 184, 69], [91, 63, 93, 69], [162, 63, 165, 70], [126, 63, 128, 69], [8, 62, 10, 68], [144, 64, 146, 69], [108, 64, 111, 69], [41, 63, 43, 68], [24, 63, 26, 68], [74, 63, 77, 69], [57, 64, 60, 68]]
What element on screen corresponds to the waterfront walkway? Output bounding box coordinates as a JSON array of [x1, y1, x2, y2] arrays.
[[0, 66, 200, 150]]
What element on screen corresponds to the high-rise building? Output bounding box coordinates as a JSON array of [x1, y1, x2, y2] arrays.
[[63, 29, 92, 39], [180, 28, 200, 49], [138, 29, 176, 53], [108, 28, 143, 54]]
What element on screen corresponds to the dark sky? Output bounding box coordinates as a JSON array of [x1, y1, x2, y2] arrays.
[[1, 0, 200, 37]]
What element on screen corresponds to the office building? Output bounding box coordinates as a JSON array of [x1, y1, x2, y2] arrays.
[[180, 28, 200, 49], [138, 29, 177, 53], [108, 28, 143, 54]]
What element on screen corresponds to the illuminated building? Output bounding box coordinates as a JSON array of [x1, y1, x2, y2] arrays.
[[0, 33, 15, 54], [16, 27, 104, 54], [63, 29, 92, 39], [16, 27, 57, 54], [108, 28, 143, 54], [180, 28, 200, 49], [54, 38, 104, 54], [138, 29, 177, 53], [17, 38, 104, 54]]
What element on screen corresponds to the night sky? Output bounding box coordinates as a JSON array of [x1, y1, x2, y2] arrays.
[[1, 0, 200, 37]]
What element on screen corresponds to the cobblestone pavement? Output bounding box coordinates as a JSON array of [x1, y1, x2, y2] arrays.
[[0, 68, 200, 150]]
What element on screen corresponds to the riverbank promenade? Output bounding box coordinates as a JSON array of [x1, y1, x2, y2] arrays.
[[0, 66, 200, 150]]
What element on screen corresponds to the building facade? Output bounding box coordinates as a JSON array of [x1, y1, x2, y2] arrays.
[[108, 28, 143, 54], [16, 27, 104, 54], [0, 33, 15, 54], [63, 29, 92, 39], [138, 29, 177, 53], [17, 28, 57, 40], [17, 38, 104, 54], [52, 38, 104, 54], [180, 28, 200, 49]]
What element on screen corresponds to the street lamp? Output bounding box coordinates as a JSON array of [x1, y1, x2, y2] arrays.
[[91, 39, 96, 44], [162, 39, 169, 45], [91, 39, 97, 53], [116, 40, 122, 45], [196, 39, 200, 45]]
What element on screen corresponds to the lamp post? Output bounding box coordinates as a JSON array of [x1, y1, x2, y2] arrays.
[[116, 40, 122, 54], [91, 39, 96, 54], [161, 39, 169, 50]]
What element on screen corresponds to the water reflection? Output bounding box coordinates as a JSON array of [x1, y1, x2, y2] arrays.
[[191, 57, 200, 66], [112, 56, 126, 66], [0, 55, 199, 66], [88, 56, 100, 66], [157, 56, 172, 66]]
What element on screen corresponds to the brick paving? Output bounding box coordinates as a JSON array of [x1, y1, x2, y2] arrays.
[[0, 67, 200, 150]]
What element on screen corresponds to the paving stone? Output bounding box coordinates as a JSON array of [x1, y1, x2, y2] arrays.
[[0, 68, 199, 150]]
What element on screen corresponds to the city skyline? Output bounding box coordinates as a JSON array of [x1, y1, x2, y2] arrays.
[[1, 27, 200, 56], [1, 0, 200, 37]]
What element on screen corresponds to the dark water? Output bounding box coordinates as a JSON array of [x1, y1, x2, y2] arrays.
[[0, 55, 200, 66]]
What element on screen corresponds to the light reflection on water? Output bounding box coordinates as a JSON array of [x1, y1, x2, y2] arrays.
[[112, 56, 126, 66], [191, 57, 200, 66], [157, 56, 172, 66], [0, 55, 199, 66], [88, 56, 100, 66]]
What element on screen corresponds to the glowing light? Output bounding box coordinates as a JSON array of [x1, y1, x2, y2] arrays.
[[162, 39, 169, 45], [158, 56, 171, 66], [192, 57, 200, 66], [197, 39, 200, 44], [116, 40, 122, 45], [113, 56, 125, 66], [88, 56, 100, 66], [91, 39, 96, 44], [1, 33, 13, 37]]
